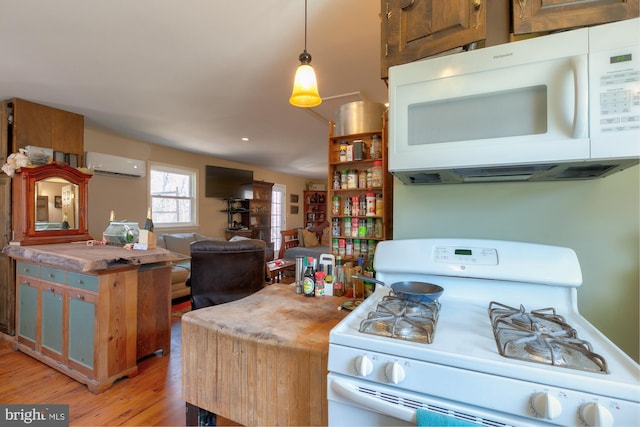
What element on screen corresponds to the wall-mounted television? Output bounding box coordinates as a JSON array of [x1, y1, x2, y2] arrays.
[[205, 165, 254, 199]]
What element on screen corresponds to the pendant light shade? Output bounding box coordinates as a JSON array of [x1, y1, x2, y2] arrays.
[[289, 0, 321, 108]]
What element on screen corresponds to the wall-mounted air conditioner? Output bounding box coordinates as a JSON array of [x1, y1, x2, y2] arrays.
[[85, 152, 146, 178]]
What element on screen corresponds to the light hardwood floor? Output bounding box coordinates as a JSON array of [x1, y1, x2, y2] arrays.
[[0, 318, 186, 426]]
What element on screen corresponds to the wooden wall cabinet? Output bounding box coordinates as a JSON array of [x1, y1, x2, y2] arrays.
[[381, 0, 638, 78], [327, 118, 393, 263], [5, 98, 84, 167], [512, 0, 639, 35], [304, 190, 326, 229], [381, 0, 511, 79], [14, 260, 139, 393]]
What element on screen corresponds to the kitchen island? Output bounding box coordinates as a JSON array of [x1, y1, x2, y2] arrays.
[[182, 283, 348, 426], [5, 243, 174, 393]]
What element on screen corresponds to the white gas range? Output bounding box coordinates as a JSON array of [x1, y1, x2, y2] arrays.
[[327, 239, 640, 426]]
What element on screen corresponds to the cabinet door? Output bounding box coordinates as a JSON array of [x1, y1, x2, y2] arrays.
[[513, 0, 639, 34], [11, 98, 84, 166], [17, 278, 38, 346], [0, 175, 14, 336], [381, 0, 486, 78], [41, 284, 64, 357], [68, 292, 96, 371]]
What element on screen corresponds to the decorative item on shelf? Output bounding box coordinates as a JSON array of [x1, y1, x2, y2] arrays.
[[1, 149, 30, 177], [136, 208, 156, 250], [289, 0, 321, 108], [103, 221, 140, 246]]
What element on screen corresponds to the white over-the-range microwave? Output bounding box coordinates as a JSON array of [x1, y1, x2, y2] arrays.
[[388, 18, 640, 184]]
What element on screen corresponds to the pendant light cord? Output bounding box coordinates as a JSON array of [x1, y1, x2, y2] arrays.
[[304, 0, 308, 53]]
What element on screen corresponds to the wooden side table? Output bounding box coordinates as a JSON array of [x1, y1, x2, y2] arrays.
[[266, 259, 295, 283]]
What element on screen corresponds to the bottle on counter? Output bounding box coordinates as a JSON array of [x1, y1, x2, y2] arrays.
[[144, 207, 154, 231], [333, 257, 345, 297], [109, 210, 115, 223], [315, 271, 325, 297], [302, 257, 316, 297]]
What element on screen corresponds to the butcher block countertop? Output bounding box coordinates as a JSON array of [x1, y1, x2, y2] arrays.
[[4, 243, 174, 271], [181, 284, 348, 427]]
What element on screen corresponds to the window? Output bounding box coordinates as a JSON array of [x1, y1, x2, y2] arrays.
[[271, 184, 286, 253], [149, 163, 197, 227]]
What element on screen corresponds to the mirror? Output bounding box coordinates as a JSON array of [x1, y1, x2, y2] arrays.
[[11, 163, 92, 245], [34, 178, 79, 231]]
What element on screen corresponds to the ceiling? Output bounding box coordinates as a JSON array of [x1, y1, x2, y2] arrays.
[[0, 0, 388, 179]]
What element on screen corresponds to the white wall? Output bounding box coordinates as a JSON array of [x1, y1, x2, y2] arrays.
[[392, 165, 639, 362]]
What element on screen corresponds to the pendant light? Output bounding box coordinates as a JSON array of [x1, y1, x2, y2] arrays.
[[289, 0, 322, 108]]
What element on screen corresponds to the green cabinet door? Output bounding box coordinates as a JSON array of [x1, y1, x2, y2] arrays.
[[17, 281, 38, 343], [41, 287, 63, 355], [68, 295, 95, 370]]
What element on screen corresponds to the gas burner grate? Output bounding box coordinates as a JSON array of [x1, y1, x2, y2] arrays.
[[488, 302, 608, 373], [359, 297, 440, 343]]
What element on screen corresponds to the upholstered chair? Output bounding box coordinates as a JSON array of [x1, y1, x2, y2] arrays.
[[187, 239, 266, 310]]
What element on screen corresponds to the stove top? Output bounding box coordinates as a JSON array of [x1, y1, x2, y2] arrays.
[[489, 302, 608, 373], [359, 296, 440, 344]]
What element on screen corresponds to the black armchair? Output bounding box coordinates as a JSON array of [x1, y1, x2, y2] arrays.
[[187, 239, 267, 310]]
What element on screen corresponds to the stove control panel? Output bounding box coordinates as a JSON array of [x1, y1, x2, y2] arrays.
[[434, 246, 498, 265], [328, 344, 639, 427]]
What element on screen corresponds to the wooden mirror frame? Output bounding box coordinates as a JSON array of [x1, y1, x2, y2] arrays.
[[11, 163, 93, 245]]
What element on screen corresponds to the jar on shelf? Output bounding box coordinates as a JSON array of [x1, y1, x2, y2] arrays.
[[332, 218, 340, 236], [353, 140, 364, 161], [376, 193, 384, 216], [370, 134, 382, 159], [353, 239, 361, 259], [339, 143, 348, 162], [342, 197, 351, 216], [375, 218, 383, 238], [346, 239, 354, 257], [332, 196, 340, 216], [359, 194, 366, 215], [358, 170, 367, 189], [366, 218, 374, 237], [372, 160, 383, 187], [344, 217, 352, 237], [333, 171, 341, 189], [358, 219, 367, 238], [366, 168, 373, 188], [366, 192, 376, 216], [352, 218, 359, 238], [347, 169, 358, 189], [341, 169, 349, 189], [338, 239, 346, 257], [352, 196, 360, 216], [332, 238, 339, 254]]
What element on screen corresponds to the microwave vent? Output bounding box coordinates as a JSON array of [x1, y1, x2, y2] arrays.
[[554, 164, 618, 179]]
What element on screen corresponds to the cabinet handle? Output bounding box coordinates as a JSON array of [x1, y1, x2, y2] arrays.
[[472, 0, 481, 29], [76, 294, 84, 300], [49, 287, 54, 293], [48, 273, 54, 279]]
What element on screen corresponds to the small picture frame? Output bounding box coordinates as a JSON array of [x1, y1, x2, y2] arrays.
[[54, 151, 65, 163], [290, 194, 299, 203], [290, 205, 299, 214], [65, 153, 78, 168], [54, 195, 62, 209]]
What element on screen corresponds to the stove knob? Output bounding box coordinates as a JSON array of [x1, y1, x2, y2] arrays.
[[579, 402, 614, 427], [354, 355, 373, 377], [384, 361, 406, 384], [530, 392, 562, 419]]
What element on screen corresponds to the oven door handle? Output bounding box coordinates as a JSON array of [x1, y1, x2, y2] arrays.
[[330, 377, 416, 423]]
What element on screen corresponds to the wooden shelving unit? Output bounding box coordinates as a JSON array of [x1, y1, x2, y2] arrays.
[[326, 116, 393, 263], [303, 190, 326, 229]]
